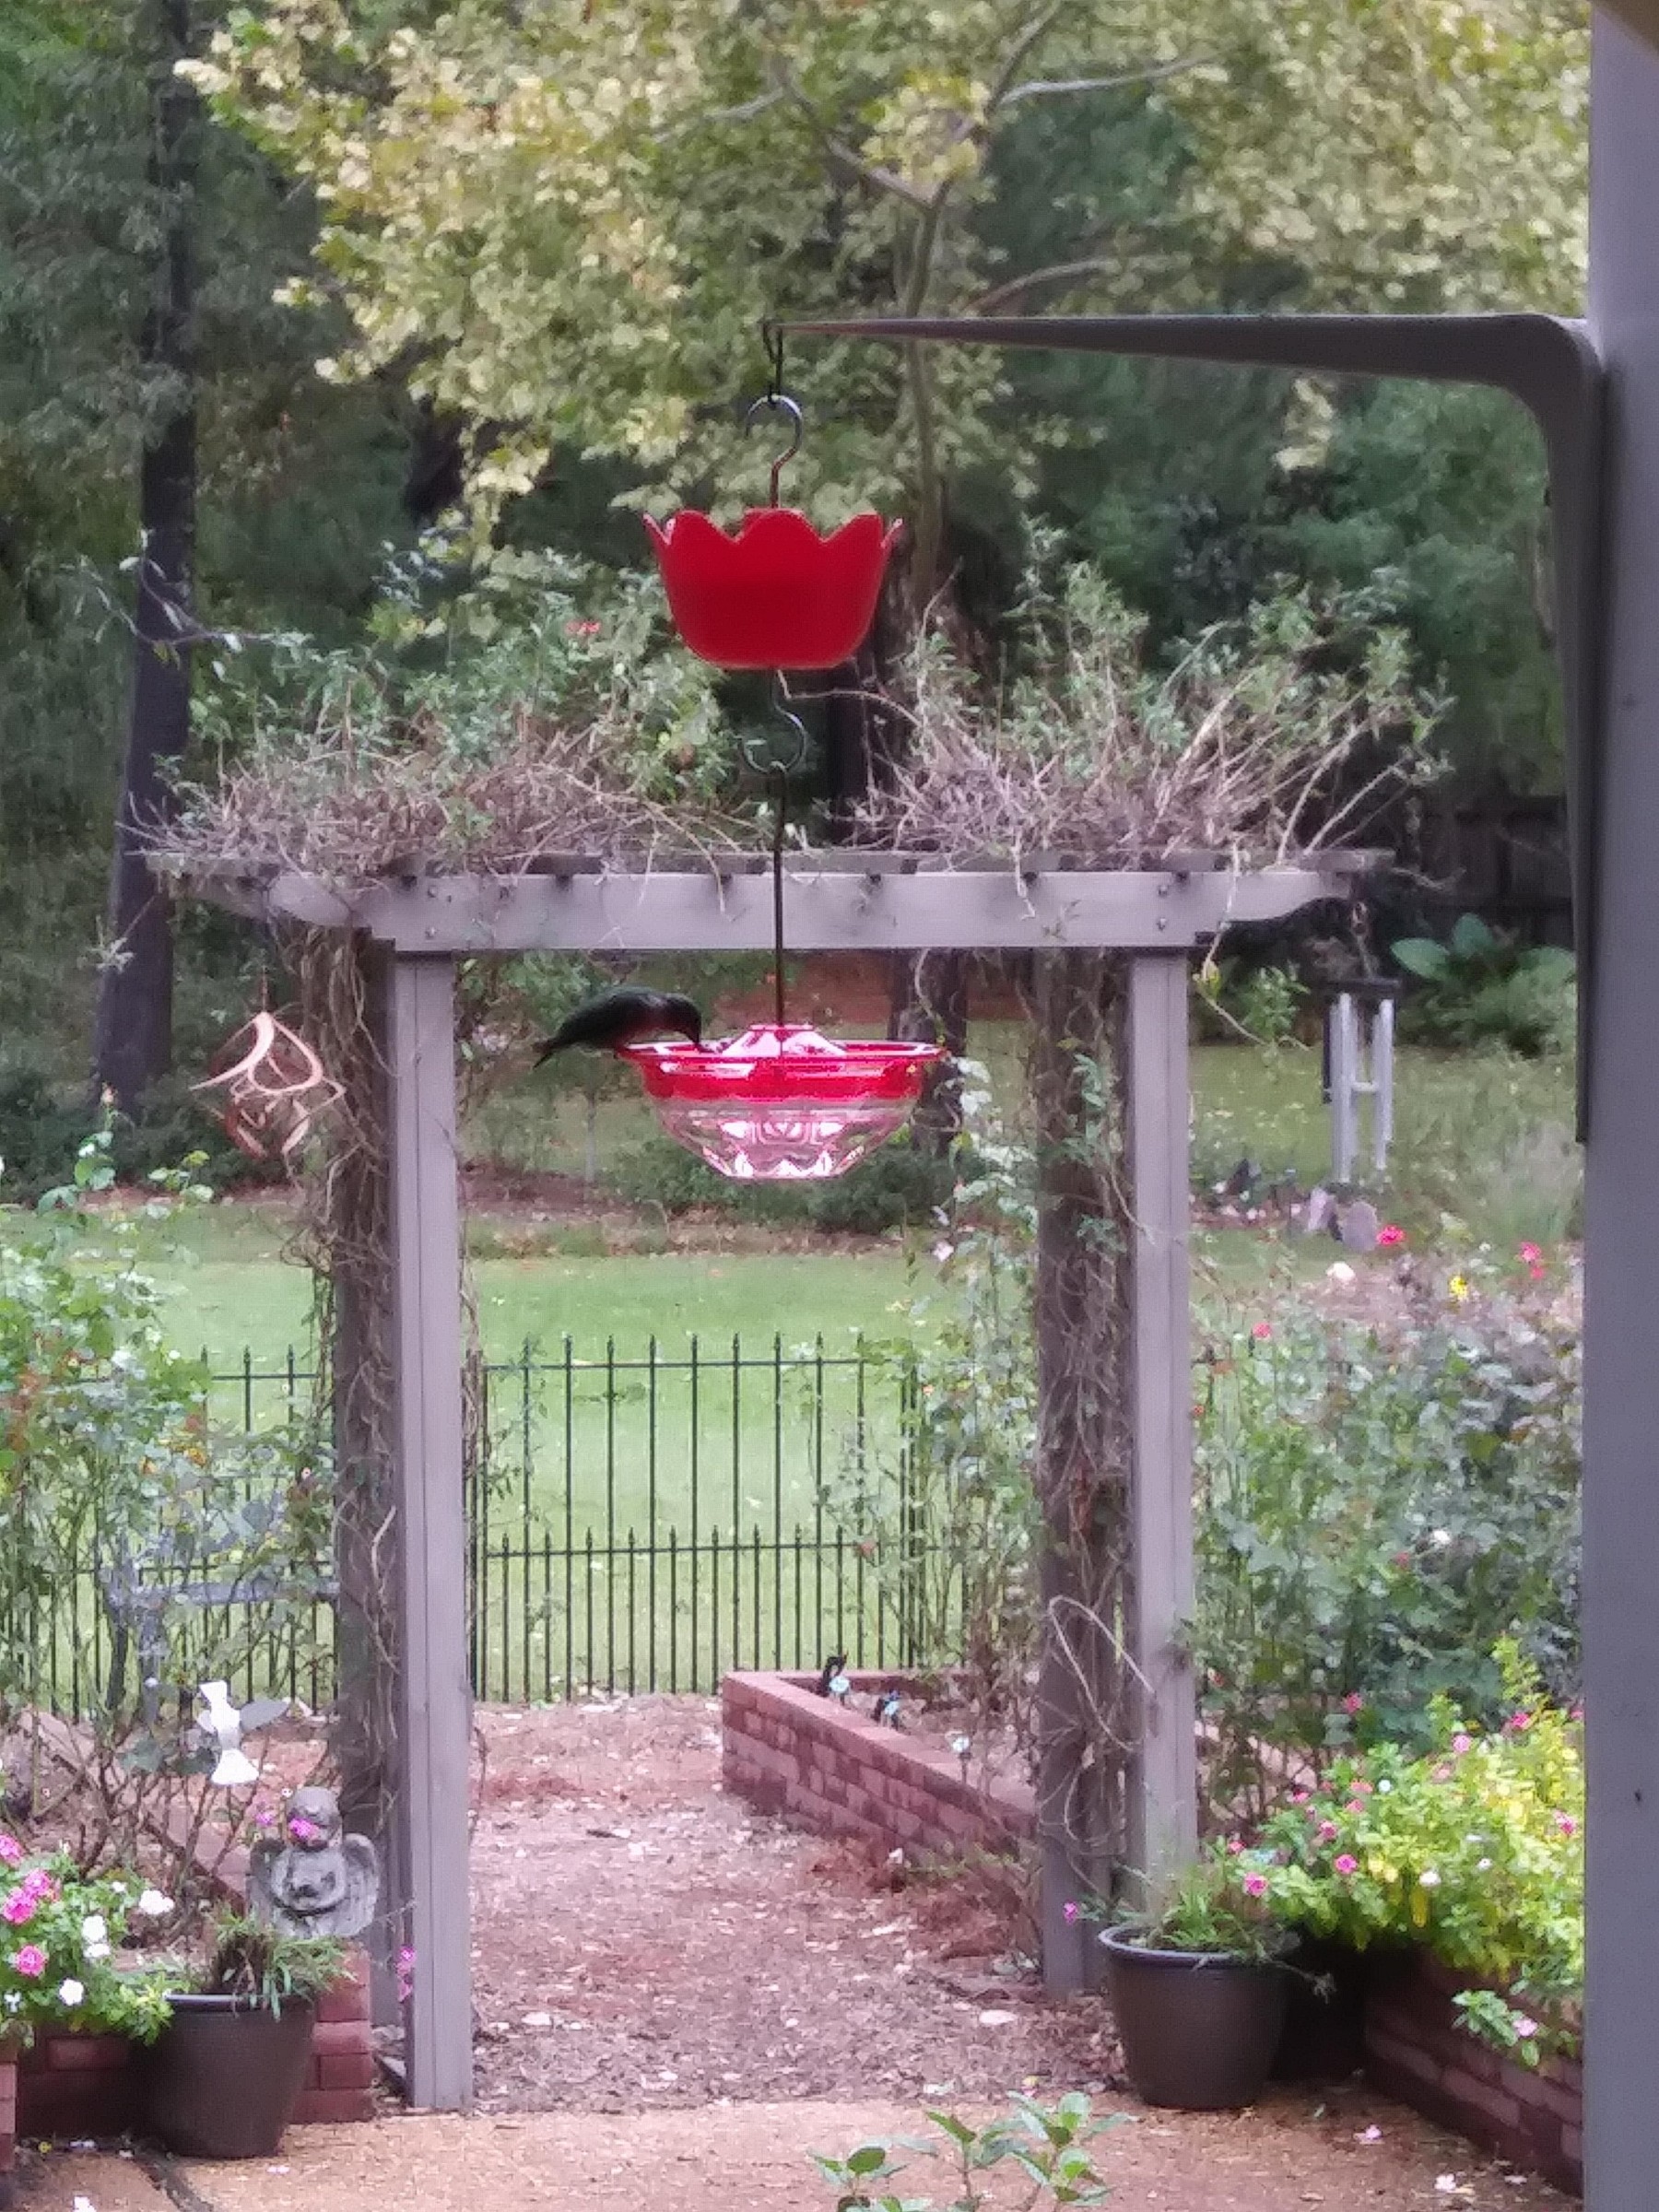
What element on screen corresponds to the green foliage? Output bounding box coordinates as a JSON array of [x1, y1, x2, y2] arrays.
[[0, 1851, 173, 2044], [812, 2092, 1124, 2212], [1194, 1276, 1580, 1818], [1391, 914, 1575, 1056], [197, 1909, 348, 2016], [1243, 1649, 1583, 2058], [1194, 960, 1307, 1047], [0, 1060, 256, 1205], [194, 0, 1586, 559], [1106, 1851, 1291, 1965]]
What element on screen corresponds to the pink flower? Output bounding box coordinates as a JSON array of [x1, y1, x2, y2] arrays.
[[1062, 1900, 1080, 1924], [1513, 2016, 1540, 2040], [1226, 1836, 1244, 1855], [0, 1839, 22, 1868], [1378, 1225, 1406, 1247], [1509, 1712, 1534, 1734], [1, 1893, 34, 1927], [1342, 1692, 1365, 1715], [1352, 1779, 1374, 1794], [1334, 1854, 1359, 1877], [1452, 1734, 1474, 1756], [1555, 1814, 1578, 1838], [564, 619, 603, 639], [1317, 1820, 1340, 1843], [13, 1946, 44, 1978], [1519, 1242, 1541, 1265], [1431, 1764, 1453, 1783], [1242, 1873, 1268, 1898], [1251, 1323, 1273, 1341], [288, 1816, 323, 1844], [1289, 1790, 1311, 1806]]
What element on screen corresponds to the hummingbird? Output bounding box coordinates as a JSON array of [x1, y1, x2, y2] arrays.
[[535, 987, 703, 1061]]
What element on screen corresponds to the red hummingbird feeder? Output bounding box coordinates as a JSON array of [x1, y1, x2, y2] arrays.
[[634, 364, 941, 1182]]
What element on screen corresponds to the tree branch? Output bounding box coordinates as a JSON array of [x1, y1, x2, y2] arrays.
[[968, 256, 1120, 314], [766, 58, 934, 208], [1001, 54, 1218, 107]]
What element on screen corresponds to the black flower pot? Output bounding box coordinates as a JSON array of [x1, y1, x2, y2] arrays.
[[1271, 1936, 1368, 2082], [145, 1994, 315, 2159], [1101, 1929, 1288, 2110]]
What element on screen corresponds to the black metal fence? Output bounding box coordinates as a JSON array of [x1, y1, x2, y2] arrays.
[[199, 1335, 930, 1705]]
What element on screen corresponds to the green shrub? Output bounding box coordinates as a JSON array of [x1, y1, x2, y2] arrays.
[[1194, 1270, 1580, 1818], [0, 1062, 254, 1204], [1392, 914, 1574, 1056]]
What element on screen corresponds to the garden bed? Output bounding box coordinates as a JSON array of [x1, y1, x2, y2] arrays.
[[721, 1670, 1033, 1862]]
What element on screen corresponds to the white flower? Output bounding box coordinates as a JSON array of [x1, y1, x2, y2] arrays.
[[109, 1883, 127, 1898], [2, 1994, 18, 2014], [135, 1889, 173, 1918], [1430, 1527, 1453, 1547], [85, 1943, 110, 1962], [1376, 1779, 1393, 1794], [1418, 1868, 1441, 1888], [932, 1241, 953, 1265], [58, 1979, 84, 2008], [1477, 1857, 1493, 1872], [80, 1915, 107, 1947], [1326, 1261, 1356, 1285]]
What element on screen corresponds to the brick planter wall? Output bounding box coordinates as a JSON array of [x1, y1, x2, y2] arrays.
[[722, 1670, 1033, 1859], [1364, 1952, 1582, 2194], [1, 1943, 375, 2149]]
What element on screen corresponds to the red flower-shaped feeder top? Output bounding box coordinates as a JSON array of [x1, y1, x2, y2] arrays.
[[623, 1022, 942, 1182], [644, 508, 900, 670]]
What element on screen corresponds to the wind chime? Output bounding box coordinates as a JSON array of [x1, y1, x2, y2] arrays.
[[635, 338, 943, 1182]]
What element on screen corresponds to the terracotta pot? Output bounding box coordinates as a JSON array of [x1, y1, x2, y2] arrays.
[[1101, 1929, 1288, 2110], [145, 1994, 314, 2158]]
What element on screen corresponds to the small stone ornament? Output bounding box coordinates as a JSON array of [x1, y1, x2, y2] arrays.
[[249, 1784, 380, 1940], [872, 1688, 901, 1728]]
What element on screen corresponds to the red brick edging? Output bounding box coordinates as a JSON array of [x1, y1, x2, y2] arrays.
[[0, 1941, 375, 2164], [1364, 1952, 1582, 2194], [722, 1669, 1033, 1859]]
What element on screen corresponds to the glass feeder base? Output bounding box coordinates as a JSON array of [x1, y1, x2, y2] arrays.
[[648, 1099, 922, 1181]]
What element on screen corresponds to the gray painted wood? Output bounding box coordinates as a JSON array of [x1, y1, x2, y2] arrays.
[[386, 956, 473, 2111], [1584, 19, 1659, 2204], [221, 864, 1367, 955], [1124, 956, 1197, 1888]]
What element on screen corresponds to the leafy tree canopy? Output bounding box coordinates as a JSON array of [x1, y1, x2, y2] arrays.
[[186, 0, 1587, 552]]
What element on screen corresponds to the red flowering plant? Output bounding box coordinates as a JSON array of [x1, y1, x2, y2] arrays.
[[1235, 1644, 1583, 2062], [0, 1847, 172, 2043]]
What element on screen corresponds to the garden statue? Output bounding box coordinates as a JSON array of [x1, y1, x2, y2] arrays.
[[249, 1785, 379, 1939]]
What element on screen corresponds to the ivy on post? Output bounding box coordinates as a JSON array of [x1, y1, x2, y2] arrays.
[[1030, 949, 1127, 1994]]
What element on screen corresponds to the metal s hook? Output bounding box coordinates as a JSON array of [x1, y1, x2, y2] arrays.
[[743, 392, 804, 507]]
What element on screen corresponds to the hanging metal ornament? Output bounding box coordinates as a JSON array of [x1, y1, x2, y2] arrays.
[[632, 348, 941, 1182], [192, 1009, 343, 1168]]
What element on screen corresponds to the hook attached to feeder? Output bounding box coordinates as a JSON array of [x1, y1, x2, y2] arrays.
[[743, 391, 804, 509]]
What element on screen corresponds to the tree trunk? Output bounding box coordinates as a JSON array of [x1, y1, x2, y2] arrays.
[[1029, 951, 1132, 1994], [90, 0, 198, 1112]]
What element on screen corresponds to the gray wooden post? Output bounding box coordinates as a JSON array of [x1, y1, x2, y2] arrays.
[[1124, 955, 1197, 1885], [1583, 17, 1659, 2205], [386, 954, 473, 2111]]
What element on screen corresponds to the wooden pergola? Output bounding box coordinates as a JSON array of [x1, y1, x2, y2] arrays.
[[184, 848, 1371, 2108]]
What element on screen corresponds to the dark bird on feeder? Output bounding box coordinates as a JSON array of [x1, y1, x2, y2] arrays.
[[816, 1653, 848, 1698], [872, 1688, 902, 1729], [535, 988, 703, 1062]]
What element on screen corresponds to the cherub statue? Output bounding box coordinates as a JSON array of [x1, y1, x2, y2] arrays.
[[248, 1785, 379, 1940]]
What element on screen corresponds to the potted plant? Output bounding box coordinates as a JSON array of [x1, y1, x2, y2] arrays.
[[145, 1911, 347, 2159], [1098, 1853, 1292, 2110]]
